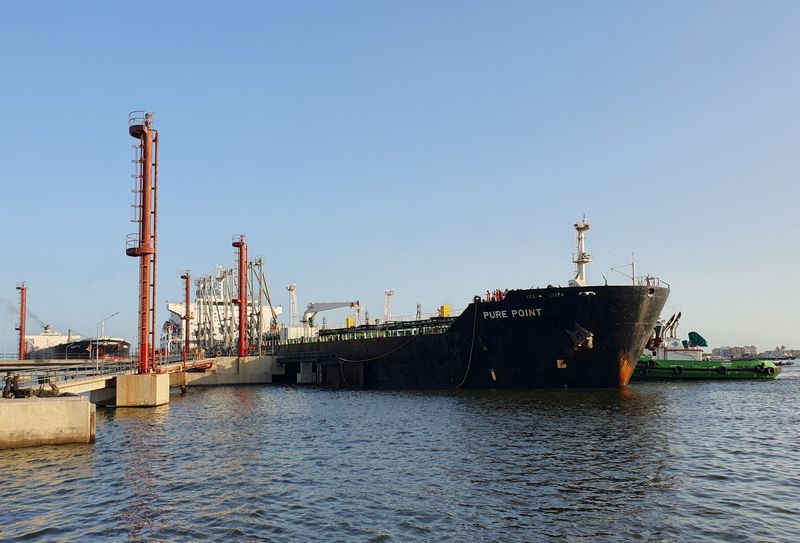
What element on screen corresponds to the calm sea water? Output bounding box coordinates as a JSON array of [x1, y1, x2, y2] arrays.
[[1, 364, 798, 542]]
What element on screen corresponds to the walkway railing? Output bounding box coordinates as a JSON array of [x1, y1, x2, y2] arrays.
[[4, 353, 132, 361], [4, 359, 137, 392]]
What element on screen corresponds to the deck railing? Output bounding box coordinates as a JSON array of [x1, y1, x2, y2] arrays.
[[635, 275, 669, 288], [283, 319, 455, 345]]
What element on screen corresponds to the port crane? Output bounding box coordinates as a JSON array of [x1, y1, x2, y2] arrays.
[[302, 301, 360, 327]]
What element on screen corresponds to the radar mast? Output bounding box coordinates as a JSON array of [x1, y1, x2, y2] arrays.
[[569, 216, 591, 287]]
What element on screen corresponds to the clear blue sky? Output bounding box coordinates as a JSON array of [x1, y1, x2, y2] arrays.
[[1, 1, 798, 352]]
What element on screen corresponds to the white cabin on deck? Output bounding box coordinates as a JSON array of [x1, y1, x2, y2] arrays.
[[25, 324, 80, 353], [648, 337, 705, 362]]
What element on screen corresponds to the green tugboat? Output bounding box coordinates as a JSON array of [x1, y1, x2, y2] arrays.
[[633, 313, 780, 381]]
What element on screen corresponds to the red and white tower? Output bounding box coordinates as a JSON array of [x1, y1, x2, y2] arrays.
[[126, 112, 159, 374]]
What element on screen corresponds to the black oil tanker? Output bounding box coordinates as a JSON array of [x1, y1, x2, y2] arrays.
[[277, 283, 669, 389]]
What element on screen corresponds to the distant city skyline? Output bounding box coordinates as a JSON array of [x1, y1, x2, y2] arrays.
[[1, 1, 798, 352]]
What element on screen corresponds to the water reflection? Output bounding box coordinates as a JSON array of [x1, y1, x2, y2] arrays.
[[1, 372, 798, 542], [412, 387, 679, 539], [0, 443, 96, 541], [121, 413, 165, 539]]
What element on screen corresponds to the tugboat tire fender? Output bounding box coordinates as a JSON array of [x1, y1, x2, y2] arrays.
[[673, 366, 683, 376], [473, 296, 481, 304], [756, 363, 765, 373], [766, 366, 776, 376], [717, 366, 727, 375], [647, 359, 655, 368], [639, 368, 647, 376]]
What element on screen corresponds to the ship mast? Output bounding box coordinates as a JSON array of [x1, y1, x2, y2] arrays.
[[287, 284, 298, 327], [384, 289, 395, 322], [569, 216, 591, 287]]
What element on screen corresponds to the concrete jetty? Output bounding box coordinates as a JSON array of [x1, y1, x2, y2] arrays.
[[0, 396, 95, 449], [178, 356, 274, 386]]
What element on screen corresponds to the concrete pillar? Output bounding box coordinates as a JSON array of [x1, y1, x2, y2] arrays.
[[297, 362, 316, 384], [0, 397, 95, 449], [169, 371, 188, 393], [89, 387, 116, 406], [271, 359, 286, 375], [115, 374, 170, 407]]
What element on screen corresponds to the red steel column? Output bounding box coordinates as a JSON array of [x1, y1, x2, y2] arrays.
[[232, 236, 248, 358], [139, 125, 153, 373], [150, 131, 159, 370], [126, 113, 157, 374], [181, 271, 191, 369], [15, 283, 26, 361]]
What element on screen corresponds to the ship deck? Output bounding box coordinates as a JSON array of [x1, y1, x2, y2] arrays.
[[284, 316, 457, 345]]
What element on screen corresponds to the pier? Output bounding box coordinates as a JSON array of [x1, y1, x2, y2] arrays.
[[1, 355, 283, 401], [0, 354, 296, 449]]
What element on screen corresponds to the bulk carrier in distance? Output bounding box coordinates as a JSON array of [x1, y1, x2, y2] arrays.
[[25, 324, 130, 361], [276, 218, 669, 389]]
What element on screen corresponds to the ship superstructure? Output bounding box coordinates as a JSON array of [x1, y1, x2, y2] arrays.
[[26, 324, 80, 353]]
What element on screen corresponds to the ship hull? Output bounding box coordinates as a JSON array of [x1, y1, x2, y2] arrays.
[[278, 285, 669, 389]]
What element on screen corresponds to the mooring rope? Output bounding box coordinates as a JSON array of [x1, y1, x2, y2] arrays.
[[339, 358, 351, 388], [336, 304, 478, 388], [337, 335, 417, 363], [337, 335, 418, 388], [406, 326, 474, 388], [455, 303, 479, 389]]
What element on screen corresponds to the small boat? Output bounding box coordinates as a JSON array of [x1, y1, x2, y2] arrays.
[[632, 314, 780, 381]]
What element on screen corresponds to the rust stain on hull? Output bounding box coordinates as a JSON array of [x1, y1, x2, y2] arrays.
[[618, 350, 636, 387]]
